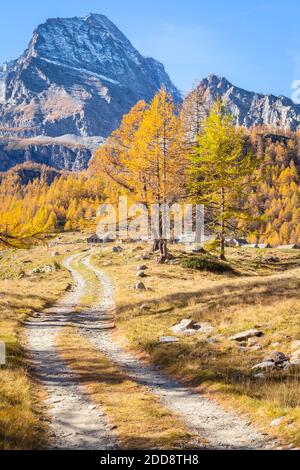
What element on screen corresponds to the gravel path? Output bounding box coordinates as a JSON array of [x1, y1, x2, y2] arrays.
[[25, 253, 118, 450], [77, 254, 274, 450], [25, 250, 276, 450]]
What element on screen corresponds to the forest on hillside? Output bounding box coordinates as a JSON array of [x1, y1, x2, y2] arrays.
[[0, 85, 300, 248]]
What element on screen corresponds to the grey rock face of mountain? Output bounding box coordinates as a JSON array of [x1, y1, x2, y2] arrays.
[[0, 138, 93, 172], [0, 13, 180, 140], [196, 75, 300, 131]]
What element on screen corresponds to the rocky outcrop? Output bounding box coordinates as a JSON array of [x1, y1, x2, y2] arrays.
[[0, 138, 92, 171], [0, 13, 181, 141], [186, 74, 300, 131]]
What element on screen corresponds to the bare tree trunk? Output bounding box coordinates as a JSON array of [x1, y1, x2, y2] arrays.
[[220, 235, 225, 261], [220, 187, 226, 261], [152, 239, 160, 252], [158, 239, 168, 263]]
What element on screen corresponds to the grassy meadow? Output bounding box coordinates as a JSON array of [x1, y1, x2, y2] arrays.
[[91, 243, 300, 447], [0, 242, 72, 449], [1, 230, 300, 449]]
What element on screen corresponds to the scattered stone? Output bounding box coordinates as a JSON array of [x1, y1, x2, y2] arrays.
[[265, 256, 279, 263], [271, 342, 280, 348], [230, 329, 264, 342], [136, 270, 146, 278], [112, 246, 123, 253], [286, 358, 300, 367], [101, 233, 114, 243], [253, 373, 266, 379], [159, 336, 180, 344], [263, 351, 289, 365], [247, 337, 260, 347], [171, 319, 213, 336], [192, 247, 207, 254], [291, 348, 300, 359], [139, 304, 150, 311], [172, 319, 194, 332], [29, 264, 57, 275], [205, 337, 218, 344], [270, 417, 285, 427], [135, 282, 146, 290], [252, 361, 275, 371], [51, 251, 59, 256], [291, 340, 300, 351], [197, 322, 214, 334], [251, 344, 263, 351], [137, 265, 148, 271]]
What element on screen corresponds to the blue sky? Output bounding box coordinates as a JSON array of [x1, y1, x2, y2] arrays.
[[0, 0, 299, 97]]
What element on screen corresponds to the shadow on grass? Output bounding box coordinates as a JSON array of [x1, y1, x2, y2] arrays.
[[117, 273, 300, 319]]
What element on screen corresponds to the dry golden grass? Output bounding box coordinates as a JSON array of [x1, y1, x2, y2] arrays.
[[0, 244, 70, 449], [56, 327, 198, 450], [91, 244, 300, 446]]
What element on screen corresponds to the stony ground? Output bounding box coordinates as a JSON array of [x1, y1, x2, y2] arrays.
[[25, 254, 118, 449], [25, 249, 279, 450]]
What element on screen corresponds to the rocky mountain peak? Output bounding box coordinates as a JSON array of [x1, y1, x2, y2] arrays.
[[0, 13, 181, 142], [194, 74, 300, 131]]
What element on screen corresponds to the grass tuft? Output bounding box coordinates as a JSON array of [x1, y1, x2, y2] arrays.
[[181, 255, 235, 273]]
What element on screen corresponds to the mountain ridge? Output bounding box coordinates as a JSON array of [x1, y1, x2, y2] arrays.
[[195, 74, 300, 131], [0, 13, 181, 139], [1, 15, 300, 173]]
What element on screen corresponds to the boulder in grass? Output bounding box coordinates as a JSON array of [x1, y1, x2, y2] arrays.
[[136, 270, 146, 278], [140, 255, 150, 261], [270, 417, 285, 427], [284, 358, 300, 369], [102, 232, 114, 243], [197, 322, 214, 335], [103, 261, 112, 267], [139, 304, 150, 311], [265, 256, 280, 263], [135, 282, 146, 290], [171, 319, 195, 333], [252, 361, 275, 371], [291, 349, 300, 360], [290, 358, 300, 365], [159, 336, 179, 344], [263, 351, 289, 365], [253, 373, 266, 379], [51, 251, 59, 256], [137, 265, 148, 271], [171, 319, 214, 336], [248, 337, 260, 346], [112, 246, 123, 253], [171, 319, 197, 336], [291, 340, 300, 350], [230, 329, 264, 342]]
